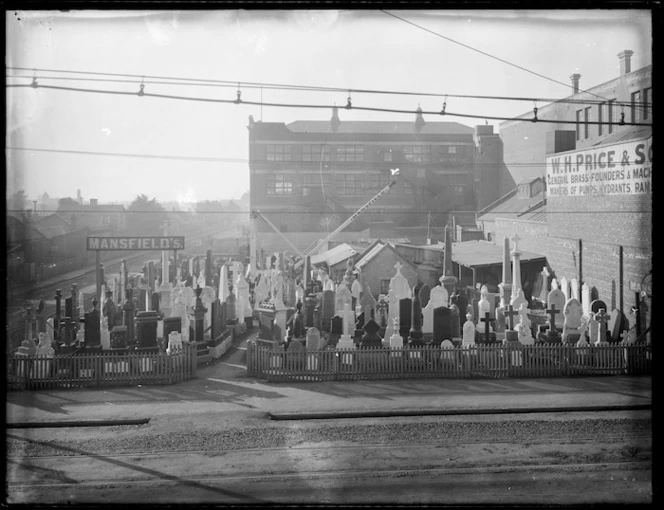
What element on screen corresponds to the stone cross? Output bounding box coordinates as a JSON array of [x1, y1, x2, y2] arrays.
[[480, 312, 495, 343], [504, 305, 519, 331], [595, 309, 611, 342], [510, 233, 520, 253], [539, 266, 550, 302], [546, 304, 561, 330]]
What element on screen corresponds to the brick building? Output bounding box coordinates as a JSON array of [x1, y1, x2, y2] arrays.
[[248, 110, 503, 252], [482, 49, 652, 319]]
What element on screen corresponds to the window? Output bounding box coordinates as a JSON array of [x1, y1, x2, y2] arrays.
[[402, 180, 415, 195], [380, 279, 390, 295], [366, 173, 395, 195], [643, 87, 651, 120], [266, 174, 293, 195], [448, 146, 457, 154], [266, 144, 292, 162], [607, 99, 615, 134], [336, 145, 364, 162], [335, 174, 365, 195], [383, 150, 393, 162], [584, 107, 591, 139], [631, 90, 642, 123], [404, 145, 431, 163], [598, 103, 604, 136], [302, 144, 330, 162], [575, 110, 583, 141]]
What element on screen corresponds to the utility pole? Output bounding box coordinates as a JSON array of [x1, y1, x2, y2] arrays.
[[427, 212, 432, 245]]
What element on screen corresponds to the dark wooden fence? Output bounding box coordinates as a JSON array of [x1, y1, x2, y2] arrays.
[[246, 342, 652, 382], [7, 343, 196, 391]]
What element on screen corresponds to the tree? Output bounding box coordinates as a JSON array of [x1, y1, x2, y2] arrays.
[[126, 194, 167, 235], [10, 189, 27, 212], [57, 197, 80, 212]]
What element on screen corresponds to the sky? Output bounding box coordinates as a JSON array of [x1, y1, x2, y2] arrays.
[[6, 9, 652, 207]]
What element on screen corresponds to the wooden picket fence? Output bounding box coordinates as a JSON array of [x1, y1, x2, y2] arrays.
[[7, 343, 197, 391], [246, 342, 652, 382]]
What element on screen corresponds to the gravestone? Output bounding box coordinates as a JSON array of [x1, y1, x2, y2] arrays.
[[475, 285, 493, 334], [135, 310, 159, 349], [376, 296, 389, 329], [399, 298, 412, 340], [462, 313, 475, 346], [608, 309, 628, 342], [559, 277, 570, 303], [100, 317, 111, 350], [407, 292, 424, 346], [166, 331, 183, 355], [590, 299, 608, 314], [422, 284, 448, 335], [587, 312, 600, 344], [516, 304, 535, 345], [433, 306, 454, 344], [361, 317, 382, 348], [389, 317, 403, 349], [384, 289, 399, 340], [581, 283, 591, 317], [561, 298, 584, 344], [331, 316, 343, 335], [359, 286, 377, 322], [321, 290, 336, 320], [418, 284, 431, 310], [570, 278, 580, 301], [335, 281, 353, 315], [440, 339, 455, 361], [306, 327, 322, 351], [304, 294, 317, 328], [547, 285, 566, 326], [449, 303, 461, 341]]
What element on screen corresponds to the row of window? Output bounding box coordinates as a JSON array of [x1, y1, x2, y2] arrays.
[[265, 144, 468, 163], [264, 173, 417, 196], [576, 86, 652, 141], [263, 173, 468, 197]]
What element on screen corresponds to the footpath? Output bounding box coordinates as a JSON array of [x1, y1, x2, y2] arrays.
[[6, 329, 652, 429]]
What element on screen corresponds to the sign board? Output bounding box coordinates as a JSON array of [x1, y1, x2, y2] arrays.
[[87, 236, 185, 251], [546, 136, 652, 198]]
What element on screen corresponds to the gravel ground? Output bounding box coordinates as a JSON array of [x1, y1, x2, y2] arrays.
[[7, 415, 651, 458]]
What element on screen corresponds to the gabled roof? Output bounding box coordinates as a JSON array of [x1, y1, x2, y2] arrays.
[[355, 239, 417, 271], [310, 243, 358, 268], [286, 120, 476, 135], [477, 189, 546, 223]]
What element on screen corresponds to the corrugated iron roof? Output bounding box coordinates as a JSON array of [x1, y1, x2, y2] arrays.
[[591, 126, 651, 147], [477, 193, 545, 221], [451, 240, 546, 268], [310, 243, 358, 267], [355, 242, 386, 269]]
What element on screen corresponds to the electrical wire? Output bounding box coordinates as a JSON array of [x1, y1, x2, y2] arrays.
[[8, 209, 651, 215], [6, 146, 651, 168], [6, 68, 652, 110], [6, 82, 653, 127], [380, 10, 651, 117]]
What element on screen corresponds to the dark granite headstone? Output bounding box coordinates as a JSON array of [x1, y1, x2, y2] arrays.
[[331, 316, 343, 335], [399, 298, 412, 339], [151, 292, 160, 313], [433, 306, 453, 344], [305, 294, 317, 328], [83, 309, 101, 347], [590, 299, 608, 314], [360, 317, 383, 348], [321, 290, 336, 319], [135, 310, 159, 349]]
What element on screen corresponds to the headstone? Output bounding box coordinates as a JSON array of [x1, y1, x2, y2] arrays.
[[399, 298, 412, 339], [595, 309, 611, 344], [321, 289, 336, 320], [539, 267, 550, 302], [479, 312, 496, 344], [335, 281, 353, 315], [407, 291, 424, 346], [385, 316, 401, 348], [547, 286, 566, 322], [570, 278, 580, 301], [390, 262, 411, 300], [219, 264, 230, 302], [516, 304, 535, 345], [440, 339, 455, 361], [376, 296, 389, 329], [422, 284, 448, 334], [135, 310, 159, 349], [235, 273, 252, 320], [359, 286, 377, 322], [384, 289, 399, 340], [340, 303, 355, 337], [462, 313, 475, 346], [306, 327, 322, 351], [608, 309, 628, 342], [361, 317, 382, 348], [559, 277, 570, 303], [304, 294, 317, 328], [561, 298, 584, 344], [418, 284, 431, 309], [331, 316, 343, 335], [433, 306, 454, 343], [581, 283, 591, 317], [166, 331, 183, 355], [100, 317, 111, 350], [475, 285, 493, 333], [449, 303, 461, 341], [254, 273, 269, 309], [590, 299, 608, 314]]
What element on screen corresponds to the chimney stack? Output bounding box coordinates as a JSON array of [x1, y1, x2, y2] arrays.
[[618, 50, 634, 76], [90, 198, 98, 207], [570, 74, 581, 94]]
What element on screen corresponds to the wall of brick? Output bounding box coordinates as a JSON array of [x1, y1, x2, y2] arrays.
[[359, 247, 419, 299]]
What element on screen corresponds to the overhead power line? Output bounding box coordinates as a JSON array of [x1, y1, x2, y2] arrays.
[[6, 82, 652, 127], [6, 68, 652, 110], [5, 146, 652, 168], [380, 10, 651, 117]]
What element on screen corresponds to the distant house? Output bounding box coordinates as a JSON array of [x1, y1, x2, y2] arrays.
[[309, 243, 359, 281], [68, 199, 127, 234], [354, 239, 419, 298]]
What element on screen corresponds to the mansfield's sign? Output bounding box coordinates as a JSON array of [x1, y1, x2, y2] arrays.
[[546, 137, 652, 197], [87, 236, 185, 251]]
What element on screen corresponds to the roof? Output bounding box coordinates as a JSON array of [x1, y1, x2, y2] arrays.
[[286, 120, 476, 136], [591, 126, 651, 147], [477, 189, 546, 223], [309, 243, 358, 268], [451, 240, 546, 268], [355, 240, 417, 271]]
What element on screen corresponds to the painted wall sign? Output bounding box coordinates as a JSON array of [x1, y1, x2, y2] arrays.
[[546, 137, 652, 197], [87, 236, 185, 251]]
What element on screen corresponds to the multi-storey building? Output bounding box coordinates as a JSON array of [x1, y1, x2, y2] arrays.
[[248, 109, 503, 251]]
